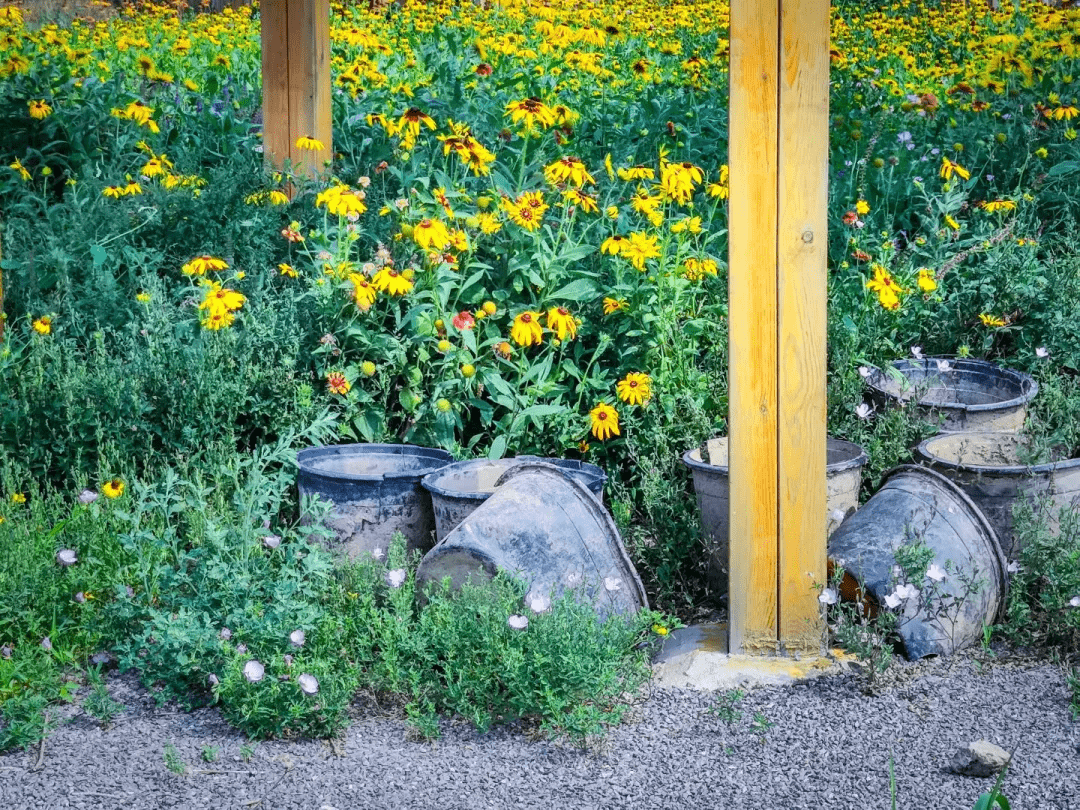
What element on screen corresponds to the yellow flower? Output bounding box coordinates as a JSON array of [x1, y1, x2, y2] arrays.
[[616, 372, 652, 406], [682, 257, 718, 281], [855, 199, 870, 216], [1034, 147, 1048, 159], [621, 232, 661, 271], [372, 267, 413, 296], [617, 165, 655, 182], [9, 160, 31, 181], [979, 313, 1007, 328], [546, 306, 578, 341], [199, 282, 246, 316], [28, 99, 52, 119], [183, 78, 199, 92], [589, 402, 620, 441], [361, 361, 377, 377], [295, 136, 325, 152], [670, 216, 702, 234], [267, 190, 290, 206], [981, 199, 1016, 214], [917, 268, 938, 293], [544, 157, 595, 187], [102, 478, 125, 499], [510, 311, 544, 347], [412, 218, 451, 251], [652, 623, 669, 636], [123, 181, 143, 196], [659, 161, 704, 204], [315, 184, 367, 217], [603, 297, 628, 315], [865, 265, 902, 311], [944, 214, 960, 231], [32, 316, 52, 335], [505, 97, 557, 133], [136, 292, 152, 303], [601, 235, 626, 256], [603, 153, 614, 180], [182, 256, 229, 276], [1053, 105, 1079, 121], [11, 493, 26, 504], [939, 156, 970, 181], [326, 371, 351, 395], [278, 263, 298, 278], [476, 212, 502, 234]]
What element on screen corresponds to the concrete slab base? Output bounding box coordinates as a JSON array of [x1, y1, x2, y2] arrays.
[[651, 622, 859, 690]]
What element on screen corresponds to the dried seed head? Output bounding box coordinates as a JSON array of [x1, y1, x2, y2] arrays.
[[298, 673, 319, 695], [289, 629, 306, 647], [242, 660, 264, 683], [56, 549, 78, 567]]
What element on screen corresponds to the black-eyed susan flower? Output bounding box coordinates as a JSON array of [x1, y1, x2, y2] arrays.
[[979, 313, 1007, 328], [372, 267, 413, 296], [601, 235, 626, 256], [102, 478, 125, 499], [602, 297, 628, 315], [510, 311, 544, 346], [917, 268, 938, 293], [278, 263, 298, 278], [295, 135, 325, 152], [621, 232, 661, 271], [28, 99, 52, 119], [506, 97, 557, 133], [412, 218, 451, 251], [660, 161, 704, 204], [182, 255, 228, 276], [939, 156, 970, 181], [9, 160, 30, 182], [617, 165, 655, 182], [981, 199, 1016, 214], [616, 372, 652, 406], [32, 316, 52, 335], [546, 306, 578, 341], [589, 402, 620, 441], [544, 157, 595, 187]]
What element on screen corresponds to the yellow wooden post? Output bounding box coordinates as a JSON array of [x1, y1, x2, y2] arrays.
[[260, 0, 332, 180], [728, 0, 829, 655]]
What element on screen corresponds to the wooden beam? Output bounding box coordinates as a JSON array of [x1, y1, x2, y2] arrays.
[[777, 0, 829, 653], [728, 0, 780, 654], [260, 0, 332, 179], [728, 0, 828, 655]]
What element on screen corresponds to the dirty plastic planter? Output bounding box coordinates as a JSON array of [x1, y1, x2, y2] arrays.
[[915, 432, 1080, 561], [827, 465, 1007, 660], [681, 437, 869, 594], [297, 443, 453, 560], [416, 462, 648, 616], [421, 456, 607, 542], [866, 357, 1038, 433]]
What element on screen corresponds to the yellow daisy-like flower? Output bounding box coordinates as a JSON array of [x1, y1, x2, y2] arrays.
[[561, 189, 598, 214], [505, 97, 557, 133], [939, 156, 970, 181], [28, 99, 52, 119], [602, 297, 628, 315], [670, 216, 702, 234], [660, 161, 704, 204], [122, 181, 143, 196], [865, 265, 902, 311], [589, 402, 620, 441], [136, 292, 152, 303], [979, 313, 1007, 328], [267, 190, 290, 206], [278, 263, 298, 278], [621, 232, 661, 271], [544, 157, 595, 188], [295, 135, 325, 152], [32, 316, 52, 335], [326, 371, 351, 396], [617, 165, 655, 182], [510, 311, 544, 347], [601, 235, 626, 256], [11, 493, 26, 504], [855, 199, 870, 216], [315, 184, 367, 218], [182, 255, 229, 276], [944, 214, 960, 231], [349, 273, 378, 310], [916, 268, 938, 293], [616, 372, 652, 406], [981, 199, 1016, 214], [682, 257, 719, 281], [102, 184, 125, 198], [412, 218, 451, 251], [102, 478, 125, 499], [372, 267, 413, 296], [546, 306, 578, 341], [9, 160, 31, 182]]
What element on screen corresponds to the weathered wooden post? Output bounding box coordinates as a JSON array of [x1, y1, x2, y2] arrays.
[[728, 0, 830, 655], [259, 0, 332, 179]]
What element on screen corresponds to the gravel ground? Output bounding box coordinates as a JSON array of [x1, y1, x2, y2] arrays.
[[2, 652, 1078, 810]]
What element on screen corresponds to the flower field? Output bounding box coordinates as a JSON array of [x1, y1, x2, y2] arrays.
[[1, 0, 1080, 745]]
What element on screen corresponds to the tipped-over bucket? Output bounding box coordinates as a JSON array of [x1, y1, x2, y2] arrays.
[[915, 432, 1080, 560], [866, 357, 1038, 433], [297, 443, 453, 559], [827, 465, 1007, 660], [421, 456, 607, 542], [416, 462, 648, 616], [682, 436, 869, 594]]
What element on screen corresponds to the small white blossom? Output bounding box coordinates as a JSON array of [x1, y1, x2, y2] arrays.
[[818, 588, 838, 605], [73, 592, 86, 604], [858, 366, 872, 379], [219, 627, 232, 641], [926, 563, 947, 582], [243, 660, 265, 683], [78, 490, 98, 505], [507, 614, 529, 630], [1036, 347, 1049, 359], [603, 577, 622, 592], [565, 572, 583, 587], [236, 643, 248, 654], [262, 534, 281, 550], [894, 583, 920, 601], [1007, 560, 1022, 575], [56, 549, 78, 567], [207, 673, 219, 687], [298, 673, 319, 695], [1, 645, 10, 659], [883, 592, 903, 610], [370, 547, 385, 561], [855, 402, 873, 420], [935, 359, 952, 373], [830, 509, 847, 525], [1069, 596, 1080, 608], [41, 637, 52, 651], [527, 593, 551, 614], [289, 629, 306, 648], [386, 568, 407, 588], [911, 346, 924, 360]]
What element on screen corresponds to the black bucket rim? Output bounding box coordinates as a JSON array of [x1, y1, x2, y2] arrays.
[[494, 461, 650, 610], [879, 463, 1008, 618], [297, 443, 454, 483], [421, 455, 607, 502], [866, 357, 1039, 415], [915, 432, 1080, 476], [682, 436, 869, 475]]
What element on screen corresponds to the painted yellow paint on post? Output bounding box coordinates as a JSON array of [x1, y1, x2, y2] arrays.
[[778, 0, 829, 653], [260, 0, 332, 181], [728, 0, 780, 655], [728, 0, 829, 655]]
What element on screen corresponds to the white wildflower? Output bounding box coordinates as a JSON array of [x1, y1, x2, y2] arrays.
[[371, 546, 385, 561], [243, 660, 265, 683], [894, 583, 920, 601], [1069, 596, 1080, 608], [263, 534, 281, 550], [207, 673, 219, 687], [298, 673, 319, 695], [603, 577, 622, 592], [527, 593, 551, 614], [935, 359, 952, 373], [818, 588, 838, 605], [219, 627, 232, 641], [41, 637, 52, 651], [925, 563, 947, 582], [56, 549, 78, 567], [883, 592, 903, 610], [911, 346, 924, 360], [386, 568, 407, 588], [858, 366, 871, 379], [1007, 560, 1022, 575], [289, 629, 306, 648], [78, 490, 98, 505], [855, 402, 873, 420], [1035, 347, 1049, 359]]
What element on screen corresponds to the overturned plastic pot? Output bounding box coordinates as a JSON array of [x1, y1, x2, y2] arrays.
[[297, 443, 453, 560], [421, 456, 607, 542], [866, 357, 1037, 433], [415, 462, 648, 616], [827, 465, 1007, 660], [915, 432, 1080, 561], [682, 436, 869, 594]]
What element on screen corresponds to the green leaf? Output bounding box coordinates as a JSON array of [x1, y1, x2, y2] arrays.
[[487, 434, 507, 460], [547, 278, 600, 302], [518, 404, 567, 419], [90, 244, 107, 268]]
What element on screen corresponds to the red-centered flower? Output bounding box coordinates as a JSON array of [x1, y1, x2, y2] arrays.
[[452, 310, 476, 330]]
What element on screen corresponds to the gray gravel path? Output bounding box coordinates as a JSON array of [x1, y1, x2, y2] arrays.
[[2, 653, 1078, 810]]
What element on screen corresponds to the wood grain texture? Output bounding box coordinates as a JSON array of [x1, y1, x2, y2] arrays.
[[260, 0, 290, 173], [777, 0, 829, 653], [727, 0, 780, 654]]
